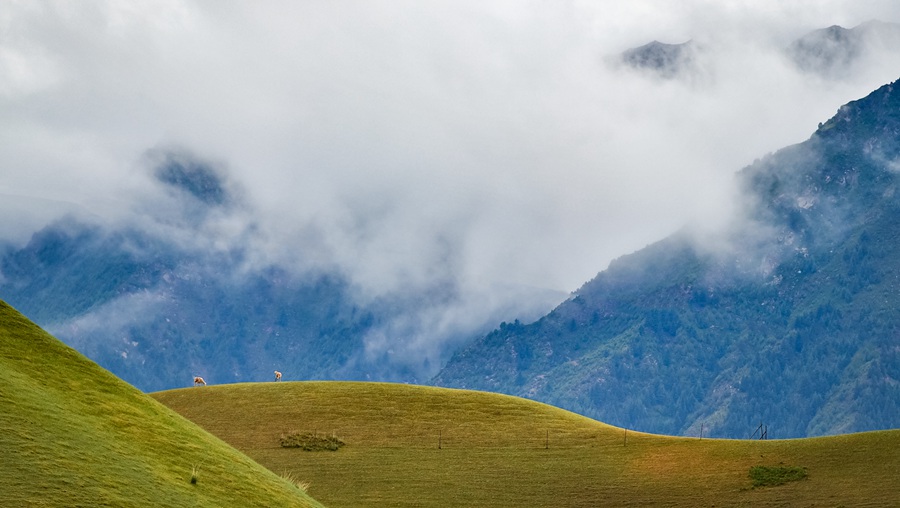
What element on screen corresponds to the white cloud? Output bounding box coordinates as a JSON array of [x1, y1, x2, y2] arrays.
[[3, 1, 900, 360]]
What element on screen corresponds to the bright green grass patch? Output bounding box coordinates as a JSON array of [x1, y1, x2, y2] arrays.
[[154, 381, 900, 507], [281, 432, 346, 451], [0, 300, 323, 508], [749, 465, 808, 487]]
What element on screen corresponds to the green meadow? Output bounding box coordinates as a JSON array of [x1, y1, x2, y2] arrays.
[[0, 300, 322, 507], [4, 290, 899, 508], [154, 381, 900, 507]]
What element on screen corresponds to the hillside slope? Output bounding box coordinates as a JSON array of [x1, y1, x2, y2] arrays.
[[0, 299, 323, 507], [154, 381, 900, 508], [434, 78, 900, 438]]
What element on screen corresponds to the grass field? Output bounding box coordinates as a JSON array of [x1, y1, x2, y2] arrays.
[[0, 300, 323, 508], [154, 381, 900, 507]]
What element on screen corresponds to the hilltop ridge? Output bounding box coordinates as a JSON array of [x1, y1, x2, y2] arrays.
[[155, 380, 900, 507]]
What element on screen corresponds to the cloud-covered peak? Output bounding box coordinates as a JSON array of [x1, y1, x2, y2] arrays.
[[149, 148, 231, 207], [619, 40, 699, 79], [788, 20, 900, 78]]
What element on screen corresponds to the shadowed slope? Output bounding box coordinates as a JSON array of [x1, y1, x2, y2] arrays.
[[154, 381, 900, 507], [0, 300, 322, 507]]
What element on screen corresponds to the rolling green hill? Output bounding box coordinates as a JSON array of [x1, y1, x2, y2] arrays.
[[154, 381, 900, 507], [0, 299, 323, 507]]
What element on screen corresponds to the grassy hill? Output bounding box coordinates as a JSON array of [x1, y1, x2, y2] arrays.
[[0, 300, 323, 508], [154, 381, 900, 507]]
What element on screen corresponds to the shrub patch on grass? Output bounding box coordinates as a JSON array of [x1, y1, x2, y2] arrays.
[[749, 465, 808, 487], [280, 432, 346, 451]]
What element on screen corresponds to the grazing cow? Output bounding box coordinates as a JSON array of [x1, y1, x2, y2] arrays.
[[193, 376, 206, 386], [274, 370, 282, 382]]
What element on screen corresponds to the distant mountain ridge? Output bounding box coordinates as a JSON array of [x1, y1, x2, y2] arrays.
[[0, 156, 562, 391], [788, 20, 900, 77], [619, 40, 698, 78], [0, 219, 453, 390], [618, 20, 900, 80], [434, 78, 900, 438]]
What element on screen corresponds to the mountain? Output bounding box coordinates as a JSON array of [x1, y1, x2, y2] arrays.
[[0, 299, 323, 507], [0, 219, 446, 390], [0, 216, 372, 391], [788, 21, 900, 78], [434, 78, 900, 439], [618, 40, 699, 79], [617, 21, 900, 82], [0, 155, 561, 391]]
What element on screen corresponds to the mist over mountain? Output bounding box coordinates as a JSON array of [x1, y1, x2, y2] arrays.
[[4, 2, 900, 414], [619, 40, 700, 79], [434, 78, 900, 439], [151, 149, 233, 208], [788, 20, 900, 78], [0, 230, 562, 392], [0, 148, 563, 390], [617, 20, 900, 82]]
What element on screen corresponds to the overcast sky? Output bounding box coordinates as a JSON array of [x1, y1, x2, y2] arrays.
[[3, 0, 900, 305]]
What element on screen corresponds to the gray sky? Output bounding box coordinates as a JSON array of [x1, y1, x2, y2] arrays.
[[3, 1, 900, 329]]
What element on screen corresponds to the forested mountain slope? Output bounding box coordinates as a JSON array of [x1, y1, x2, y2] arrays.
[[434, 78, 900, 438], [0, 161, 560, 392], [0, 218, 382, 390]]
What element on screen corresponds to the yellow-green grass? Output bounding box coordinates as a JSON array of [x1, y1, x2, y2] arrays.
[[154, 381, 900, 507], [0, 300, 323, 508]]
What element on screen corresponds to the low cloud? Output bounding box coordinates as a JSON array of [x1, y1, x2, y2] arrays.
[[4, 1, 900, 372], [47, 287, 171, 358]]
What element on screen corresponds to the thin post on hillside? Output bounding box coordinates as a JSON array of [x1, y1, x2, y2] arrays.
[[750, 422, 768, 440]]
